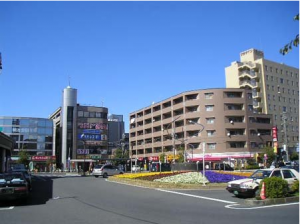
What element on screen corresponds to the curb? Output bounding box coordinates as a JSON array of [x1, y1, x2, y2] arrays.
[[245, 196, 299, 206]]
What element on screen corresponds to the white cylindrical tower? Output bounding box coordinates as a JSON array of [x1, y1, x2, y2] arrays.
[[61, 86, 77, 170]]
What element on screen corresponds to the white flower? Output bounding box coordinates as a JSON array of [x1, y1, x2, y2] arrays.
[[153, 172, 209, 184]]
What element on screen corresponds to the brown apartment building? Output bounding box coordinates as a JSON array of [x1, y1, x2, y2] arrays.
[[129, 88, 272, 166]]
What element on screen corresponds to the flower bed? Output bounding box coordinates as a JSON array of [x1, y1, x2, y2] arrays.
[[204, 170, 249, 183], [114, 170, 250, 184], [153, 172, 208, 184]]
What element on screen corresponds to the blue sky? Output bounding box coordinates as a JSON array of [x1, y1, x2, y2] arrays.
[[0, 1, 299, 132]]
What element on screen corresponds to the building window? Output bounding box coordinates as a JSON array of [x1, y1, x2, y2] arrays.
[[280, 78, 284, 84], [283, 106, 287, 112], [205, 105, 214, 111], [84, 112, 89, 117], [205, 93, 214, 99], [206, 117, 215, 124], [207, 143, 216, 150], [207, 130, 215, 137], [229, 142, 245, 148]]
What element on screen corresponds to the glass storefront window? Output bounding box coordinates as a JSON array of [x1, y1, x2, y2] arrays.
[[3, 119, 12, 125], [29, 119, 38, 126], [46, 120, 53, 128], [20, 119, 30, 126], [37, 143, 45, 150], [38, 128, 46, 134], [30, 127, 37, 133], [38, 120, 46, 127], [37, 136, 45, 142]]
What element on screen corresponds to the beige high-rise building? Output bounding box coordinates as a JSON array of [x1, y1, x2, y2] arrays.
[[225, 49, 299, 158]]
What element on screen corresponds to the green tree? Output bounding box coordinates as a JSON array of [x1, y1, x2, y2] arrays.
[[280, 14, 299, 55], [177, 152, 184, 163], [18, 150, 29, 166], [290, 151, 299, 161], [159, 153, 166, 162], [258, 146, 276, 167]]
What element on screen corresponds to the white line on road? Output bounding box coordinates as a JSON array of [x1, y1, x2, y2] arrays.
[[156, 189, 237, 204], [0, 206, 14, 211], [225, 202, 299, 210]]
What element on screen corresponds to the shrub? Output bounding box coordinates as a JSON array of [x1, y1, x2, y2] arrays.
[[246, 164, 259, 170], [260, 177, 289, 198], [291, 180, 299, 193]]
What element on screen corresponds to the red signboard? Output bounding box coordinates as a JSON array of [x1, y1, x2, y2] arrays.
[[272, 126, 278, 141], [32, 156, 56, 161], [149, 156, 159, 161]]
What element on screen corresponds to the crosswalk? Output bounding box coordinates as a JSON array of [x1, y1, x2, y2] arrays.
[[32, 173, 81, 181]]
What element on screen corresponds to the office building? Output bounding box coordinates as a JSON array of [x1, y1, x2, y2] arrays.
[[0, 116, 53, 170], [108, 114, 125, 155], [225, 49, 299, 158], [129, 88, 272, 166], [0, 132, 13, 172], [50, 86, 109, 171]]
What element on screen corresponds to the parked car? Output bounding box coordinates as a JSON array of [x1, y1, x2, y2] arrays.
[[0, 172, 29, 202], [132, 165, 141, 172], [92, 164, 124, 178], [226, 168, 299, 198], [10, 169, 32, 191]]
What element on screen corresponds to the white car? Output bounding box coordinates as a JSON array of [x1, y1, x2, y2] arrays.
[[132, 165, 141, 172], [226, 168, 299, 198], [92, 164, 123, 178]]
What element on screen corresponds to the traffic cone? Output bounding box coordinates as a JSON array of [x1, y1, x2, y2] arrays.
[[260, 182, 266, 200]]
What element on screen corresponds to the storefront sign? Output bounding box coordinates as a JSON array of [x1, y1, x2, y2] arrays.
[[32, 156, 56, 161], [149, 156, 159, 161], [272, 126, 278, 142]]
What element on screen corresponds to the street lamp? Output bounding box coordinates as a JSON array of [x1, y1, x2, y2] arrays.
[[187, 143, 195, 161], [188, 120, 206, 186], [81, 134, 86, 176], [282, 112, 289, 162], [163, 116, 181, 164]]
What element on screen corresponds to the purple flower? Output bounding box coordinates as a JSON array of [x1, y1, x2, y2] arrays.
[[202, 171, 248, 183]]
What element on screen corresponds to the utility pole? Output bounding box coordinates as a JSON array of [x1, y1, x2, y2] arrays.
[[282, 113, 289, 162]]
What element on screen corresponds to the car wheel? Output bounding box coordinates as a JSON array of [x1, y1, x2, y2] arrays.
[[95, 175, 99, 178], [254, 188, 260, 198], [119, 172, 123, 174], [103, 173, 108, 178]]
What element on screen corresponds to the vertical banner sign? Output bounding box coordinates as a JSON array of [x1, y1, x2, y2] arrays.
[[272, 126, 278, 154]]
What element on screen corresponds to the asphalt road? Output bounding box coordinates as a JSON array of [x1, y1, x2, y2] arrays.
[[0, 174, 299, 224]]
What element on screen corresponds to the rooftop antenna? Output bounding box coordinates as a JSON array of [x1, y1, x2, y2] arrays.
[[68, 76, 71, 87]]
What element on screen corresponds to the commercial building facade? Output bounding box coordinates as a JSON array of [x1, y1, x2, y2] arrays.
[[0, 132, 13, 172], [225, 49, 299, 159], [0, 116, 53, 170], [129, 88, 273, 166], [50, 86, 109, 171], [108, 114, 126, 155]]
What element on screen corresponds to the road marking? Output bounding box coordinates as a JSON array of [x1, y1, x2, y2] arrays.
[[225, 202, 299, 210], [0, 206, 14, 210], [157, 189, 237, 204]]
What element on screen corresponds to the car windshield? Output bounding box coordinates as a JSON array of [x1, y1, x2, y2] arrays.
[[94, 165, 103, 169], [250, 170, 272, 179]]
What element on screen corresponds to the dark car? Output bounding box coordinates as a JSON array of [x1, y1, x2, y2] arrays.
[[0, 172, 29, 202], [10, 168, 32, 191]]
